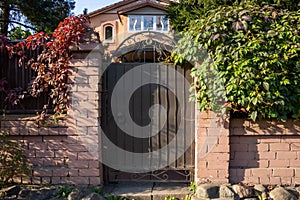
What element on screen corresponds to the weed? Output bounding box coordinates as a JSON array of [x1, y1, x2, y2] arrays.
[[56, 185, 74, 199]]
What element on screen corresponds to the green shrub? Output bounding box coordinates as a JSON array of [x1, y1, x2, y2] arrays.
[[172, 4, 300, 121], [0, 131, 30, 185]]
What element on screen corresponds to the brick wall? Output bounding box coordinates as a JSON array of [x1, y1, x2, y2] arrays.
[[230, 119, 300, 185], [0, 29, 103, 185], [195, 110, 230, 183]]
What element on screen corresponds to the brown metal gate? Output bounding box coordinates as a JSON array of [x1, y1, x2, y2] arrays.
[[101, 62, 195, 183], [101, 63, 195, 182]]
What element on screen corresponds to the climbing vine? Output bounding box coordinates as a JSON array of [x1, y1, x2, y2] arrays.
[[5, 15, 89, 119], [172, 5, 300, 121]]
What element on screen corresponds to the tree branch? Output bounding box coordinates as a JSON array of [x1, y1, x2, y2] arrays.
[[0, 19, 37, 31]]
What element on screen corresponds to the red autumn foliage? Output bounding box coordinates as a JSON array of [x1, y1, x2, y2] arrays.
[[5, 15, 89, 115]]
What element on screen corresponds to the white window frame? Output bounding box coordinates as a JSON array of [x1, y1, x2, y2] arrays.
[[104, 25, 114, 43], [128, 15, 169, 32]]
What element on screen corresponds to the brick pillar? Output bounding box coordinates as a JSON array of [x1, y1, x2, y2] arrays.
[[67, 29, 103, 185], [195, 110, 230, 184]]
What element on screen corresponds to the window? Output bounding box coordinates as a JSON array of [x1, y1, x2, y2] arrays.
[[143, 16, 154, 30], [129, 16, 142, 31], [104, 25, 114, 42], [129, 15, 169, 32]]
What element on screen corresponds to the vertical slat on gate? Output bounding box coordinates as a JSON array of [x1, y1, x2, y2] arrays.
[[116, 64, 126, 170], [159, 63, 168, 171], [108, 64, 118, 173], [176, 65, 184, 168], [168, 64, 176, 168], [151, 64, 160, 170]]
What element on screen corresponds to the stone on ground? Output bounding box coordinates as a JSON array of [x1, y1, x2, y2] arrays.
[[232, 184, 252, 199], [254, 184, 267, 199], [196, 184, 219, 199], [219, 184, 235, 198], [269, 186, 297, 200]]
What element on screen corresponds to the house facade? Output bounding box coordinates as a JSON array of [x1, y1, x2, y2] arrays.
[[89, 0, 172, 56]]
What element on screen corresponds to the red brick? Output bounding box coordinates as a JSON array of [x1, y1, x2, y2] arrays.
[[88, 161, 100, 169], [68, 152, 78, 160], [273, 168, 294, 177], [269, 177, 281, 185], [231, 159, 252, 168], [207, 128, 224, 136], [269, 143, 290, 151], [68, 169, 79, 177], [281, 138, 300, 143], [69, 160, 89, 169], [207, 160, 228, 170], [231, 144, 248, 152], [258, 152, 276, 160], [69, 176, 89, 185], [198, 119, 213, 128], [218, 135, 229, 145], [47, 142, 67, 150], [252, 168, 272, 177], [89, 177, 101, 185], [197, 169, 218, 178], [257, 144, 269, 152], [239, 137, 258, 144], [52, 168, 68, 176], [44, 135, 67, 142], [68, 144, 87, 152], [269, 160, 290, 167], [65, 136, 78, 144], [51, 177, 61, 184], [218, 169, 228, 178], [214, 144, 230, 153], [29, 142, 47, 150], [234, 152, 256, 160], [79, 168, 100, 177], [259, 137, 281, 143], [276, 152, 297, 160], [34, 169, 52, 176], [55, 150, 68, 158], [36, 150, 54, 158], [259, 176, 270, 185], [43, 159, 64, 167], [244, 176, 259, 184], [290, 143, 300, 151]]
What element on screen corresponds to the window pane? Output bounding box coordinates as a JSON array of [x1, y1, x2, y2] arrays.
[[156, 16, 163, 31], [129, 16, 141, 31], [162, 16, 169, 31], [105, 26, 113, 40], [144, 16, 154, 30]]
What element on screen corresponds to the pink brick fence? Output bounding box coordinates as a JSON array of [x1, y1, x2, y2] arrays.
[[230, 119, 300, 185], [1, 29, 300, 186]]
